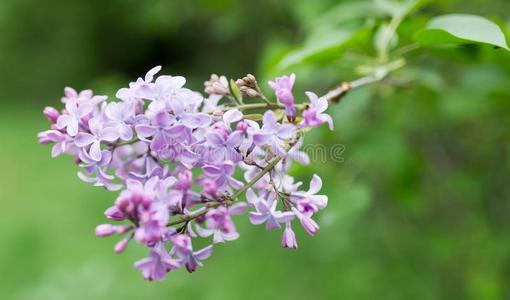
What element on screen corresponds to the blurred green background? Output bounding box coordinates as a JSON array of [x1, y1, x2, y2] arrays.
[[1, 0, 510, 299]]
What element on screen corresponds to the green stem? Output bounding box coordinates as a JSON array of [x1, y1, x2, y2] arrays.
[[231, 156, 282, 199], [227, 102, 284, 111], [167, 206, 211, 227]]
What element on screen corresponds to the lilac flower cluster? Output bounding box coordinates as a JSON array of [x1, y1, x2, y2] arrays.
[[38, 66, 333, 281]]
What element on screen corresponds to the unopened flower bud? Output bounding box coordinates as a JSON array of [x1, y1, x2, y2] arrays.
[[237, 74, 258, 88], [105, 206, 126, 221], [239, 86, 260, 98], [115, 196, 132, 213], [43, 106, 60, 123], [114, 236, 131, 254], [246, 74, 256, 83], [37, 131, 52, 144], [204, 74, 230, 96], [115, 225, 132, 234], [96, 224, 115, 237]]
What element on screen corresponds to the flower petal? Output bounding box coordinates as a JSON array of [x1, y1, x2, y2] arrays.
[[308, 174, 323, 195], [74, 133, 96, 147], [135, 125, 157, 138], [223, 109, 243, 124], [194, 245, 213, 260], [249, 212, 268, 225], [89, 140, 102, 161]]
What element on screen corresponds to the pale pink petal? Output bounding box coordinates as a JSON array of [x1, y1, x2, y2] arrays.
[[226, 131, 243, 147], [194, 245, 213, 260], [223, 109, 243, 124], [100, 127, 119, 142], [88, 118, 102, 135], [274, 211, 295, 223], [319, 113, 334, 130], [135, 125, 157, 138], [74, 132, 96, 147], [262, 111, 277, 130], [66, 120, 79, 137], [249, 212, 267, 225], [229, 202, 248, 215], [145, 66, 162, 82], [308, 174, 323, 194], [89, 140, 102, 161]]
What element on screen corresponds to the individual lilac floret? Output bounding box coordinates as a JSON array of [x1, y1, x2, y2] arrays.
[[205, 130, 243, 163], [38, 130, 71, 157], [268, 73, 296, 120], [281, 222, 298, 249], [56, 99, 93, 136], [135, 111, 175, 152], [134, 243, 180, 281], [252, 111, 296, 157], [247, 189, 294, 230], [105, 102, 135, 141], [290, 174, 328, 214], [196, 203, 247, 243], [170, 234, 213, 273], [202, 161, 243, 191], [77, 150, 123, 191], [292, 207, 320, 236], [75, 118, 119, 161], [302, 91, 334, 130]]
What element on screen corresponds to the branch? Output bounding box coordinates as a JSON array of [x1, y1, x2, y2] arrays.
[[322, 58, 406, 104], [221, 102, 285, 112], [321, 74, 384, 104], [167, 207, 209, 227]]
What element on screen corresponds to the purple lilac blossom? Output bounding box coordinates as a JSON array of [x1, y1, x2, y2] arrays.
[[38, 66, 332, 280], [301, 91, 334, 130], [268, 73, 297, 120]]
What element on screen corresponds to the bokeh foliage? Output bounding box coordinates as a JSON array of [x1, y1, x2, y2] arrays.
[[1, 0, 510, 299]]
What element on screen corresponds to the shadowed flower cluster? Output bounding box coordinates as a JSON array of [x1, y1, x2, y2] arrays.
[[38, 66, 332, 281]]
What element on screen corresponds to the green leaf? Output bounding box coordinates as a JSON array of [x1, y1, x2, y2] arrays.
[[229, 79, 243, 103], [243, 114, 263, 121], [274, 28, 358, 71], [414, 14, 509, 51]]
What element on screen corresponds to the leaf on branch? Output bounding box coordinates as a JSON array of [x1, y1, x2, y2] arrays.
[[229, 79, 243, 103], [274, 28, 359, 72], [244, 114, 263, 121], [414, 14, 510, 51]]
